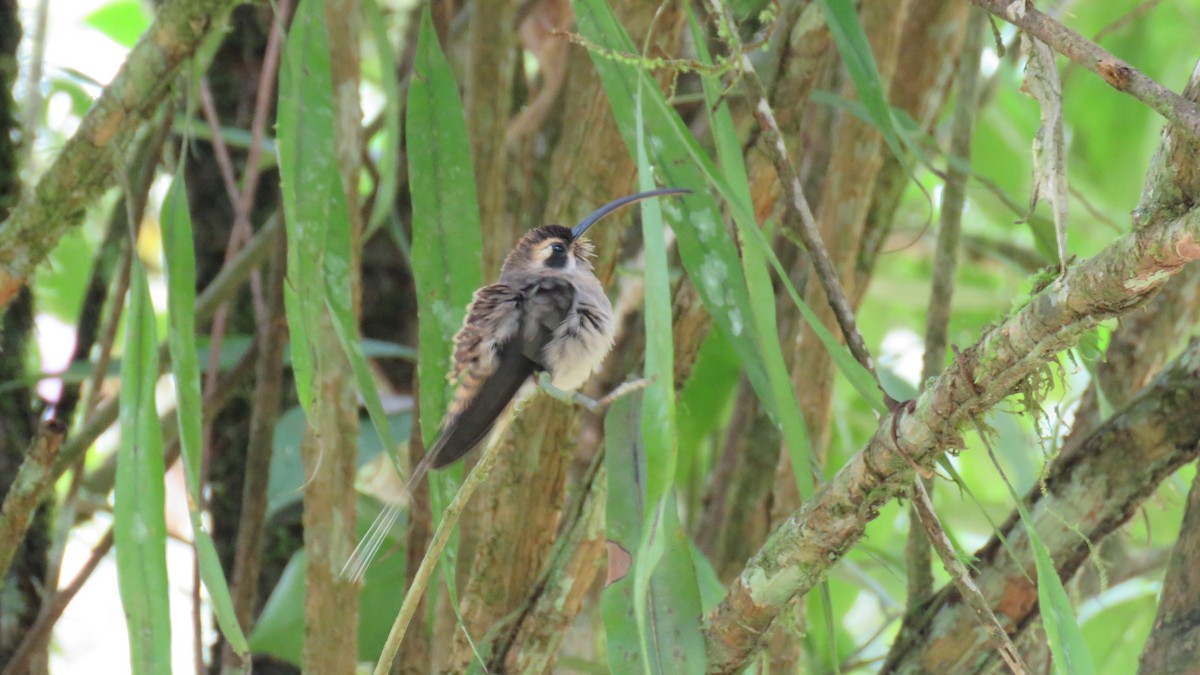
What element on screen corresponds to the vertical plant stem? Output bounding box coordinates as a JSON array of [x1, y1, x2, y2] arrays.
[[297, 0, 365, 670], [395, 395, 431, 674], [222, 229, 287, 672], [373, 424, 508, 675], [906, 5, 986, 615]]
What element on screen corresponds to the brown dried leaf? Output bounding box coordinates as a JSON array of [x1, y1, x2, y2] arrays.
[[1021, 34, 1069, 271], [605, 540, 632, 586]]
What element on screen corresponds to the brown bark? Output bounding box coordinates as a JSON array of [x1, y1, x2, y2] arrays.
[[702, 199, 1200, 671], [883, 338, 1200, 673], [1138, 465, 1200, 674], [300, 2, 364, 672], [443, 5, 686, 671], [0, 0, 247, 309]]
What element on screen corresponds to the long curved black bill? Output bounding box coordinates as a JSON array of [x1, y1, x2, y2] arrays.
[[571, 187, 691, 239]]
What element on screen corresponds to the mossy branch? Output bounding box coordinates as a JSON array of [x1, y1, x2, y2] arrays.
[[0, 420, 66, 583], [701, 202, 1200, 672], [970, 0, 1200, 140], [0, 0, 246, 312], [884, 337, 1200, 671]]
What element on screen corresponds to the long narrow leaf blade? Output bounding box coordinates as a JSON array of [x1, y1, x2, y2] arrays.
[[363, 0, 402, 236], [576, 0, 885, 416], [277, 0, 335, 414], [115, 262, 172, 675], [689, 12, 815, 499], [1009, 488, 1095, 674], [323, 165, 399, 462], [602, 394, 707, 674], [279, 0, 396, 461], [161, 173, 250, 659], [602, 393, 646, 672], [408, 6, 484, 445], [815, 0, 907, 163], [574, 0, 776, 419], [985, 429, 1094, 675], [635, 86, 676, 516], [632, 72, 706, 674]]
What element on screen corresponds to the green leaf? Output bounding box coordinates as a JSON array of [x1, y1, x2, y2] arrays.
[[1032, 523, 1096, 675], [247, 551, 305, 665], [266, 406, 412, 516], [814, 0, 907, 163], [574, 0, 775, 417], [575, 0, 885, 418], [675, 329, 740, 481], [363, 0, 402, 237], [985, 429, 1095, 675], [84, 0, 152, 48], [114, 262, 172, 675], [160, 172, 249, 659], [407, 6, 484, 446], [322, 165, 400, 463], [601, 393, 707, 674], [277, 0, 335, 414], [689, 11, 815, 499], [635, 79, 677, 516], [279, 0, 398, 462], [249, 497, 408, 666]]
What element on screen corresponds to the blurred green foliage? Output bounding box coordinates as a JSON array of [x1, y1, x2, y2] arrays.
[[21, 0, 1200, 671]]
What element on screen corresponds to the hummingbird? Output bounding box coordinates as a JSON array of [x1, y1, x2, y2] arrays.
[[427, 186, 689, 468], [343, 187, 688, 581]]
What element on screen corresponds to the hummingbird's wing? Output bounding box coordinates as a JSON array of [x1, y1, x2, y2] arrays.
[[427, 278, 575, 468]]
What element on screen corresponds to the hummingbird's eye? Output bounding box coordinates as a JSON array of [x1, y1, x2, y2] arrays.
[[550, 242, 567, 254]]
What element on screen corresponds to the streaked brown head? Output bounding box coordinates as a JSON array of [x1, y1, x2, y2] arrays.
[[500, 225, 595, 278], [499, 187, 690, 279]]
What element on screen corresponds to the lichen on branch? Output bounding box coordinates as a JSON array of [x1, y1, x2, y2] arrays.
[[0, 0, 246, 311]]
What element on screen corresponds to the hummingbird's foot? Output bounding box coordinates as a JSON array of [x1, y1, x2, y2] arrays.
[[536, 374, 653, 413], [536, 372, 601, 411]]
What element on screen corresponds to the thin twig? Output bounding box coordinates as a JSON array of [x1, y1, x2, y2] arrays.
[[704, 0, 881, 387], [907, 6, 988, 614], [50, 213, 282, 481], [970, 0, 1200, 139], [910, 478, 1030, 674], [0, 420, 67, 582], [0, 528, 114, 675], [191, 5, 285, 657], [372, 417, 511, 674], [1063, 0, 1164, 86], [223, 229, 287, 671]]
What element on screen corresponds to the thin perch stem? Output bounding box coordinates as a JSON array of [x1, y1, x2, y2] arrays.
[[372, 409, 509, 674]]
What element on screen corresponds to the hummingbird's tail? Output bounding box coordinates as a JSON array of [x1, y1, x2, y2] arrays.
[[341, 348, 536, 583], [425, 345, 536, 468], [341, 439, 451, 583]]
